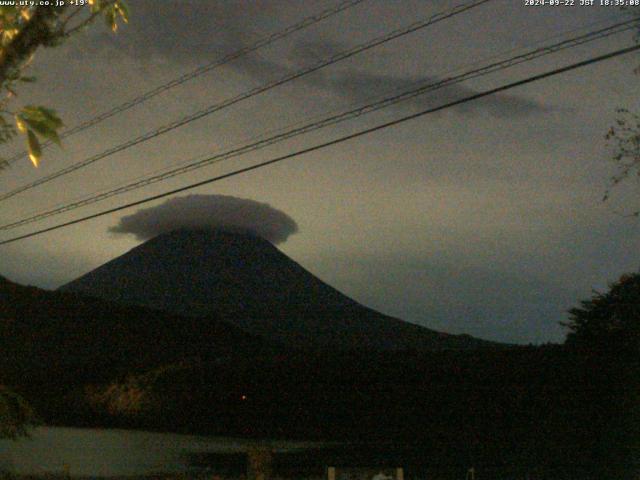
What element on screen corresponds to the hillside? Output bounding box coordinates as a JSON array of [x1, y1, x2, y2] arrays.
[[0, 274, 267, 387], [60, 229, 492, 351], [0, 274, 627, 475]]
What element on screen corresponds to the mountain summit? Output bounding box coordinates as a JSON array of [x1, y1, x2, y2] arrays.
[[61, 229, 488, 350]]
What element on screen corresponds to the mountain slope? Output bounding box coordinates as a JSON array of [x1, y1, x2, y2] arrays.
[[0, 274, 266, 387], [60, 229, 491, 351]]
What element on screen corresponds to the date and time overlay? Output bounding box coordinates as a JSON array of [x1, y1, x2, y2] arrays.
[[525, 0, 639, 6], [0, 0, 638, 7]]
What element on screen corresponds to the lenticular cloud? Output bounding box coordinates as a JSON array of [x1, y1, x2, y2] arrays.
[[109, 194, 298, 245]]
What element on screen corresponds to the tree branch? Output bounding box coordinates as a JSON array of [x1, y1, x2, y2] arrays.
[[0, 6, 60, 87]]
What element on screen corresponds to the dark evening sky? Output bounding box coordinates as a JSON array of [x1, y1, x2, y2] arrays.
[[0, 0, 639, 344]]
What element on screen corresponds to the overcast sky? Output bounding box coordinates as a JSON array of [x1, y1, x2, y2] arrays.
[[0, 0, 639, 344]]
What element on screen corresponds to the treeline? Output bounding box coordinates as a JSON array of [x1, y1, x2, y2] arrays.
[[23, 345, 634, 479], [1, 275, 638, 478]]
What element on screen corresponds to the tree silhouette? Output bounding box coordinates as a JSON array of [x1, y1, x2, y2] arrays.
[[562, 273, 640, 479], [563, 272, 640, 354], [0, 385, 37, 439], [604, 9, 640, 212]]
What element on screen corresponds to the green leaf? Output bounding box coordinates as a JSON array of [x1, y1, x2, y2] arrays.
[[14, 115, 27, 133], [21, 118, 62, 146], [21, 106, 63, 129], [88, 0, 103, 13], [26, 129, 41, 167], [103, 1, 128, 32], [105, 6, 117, 32], [18, 106, 63, 146], [114, 1, 129, 24]]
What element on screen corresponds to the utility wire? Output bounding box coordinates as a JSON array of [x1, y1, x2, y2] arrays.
[[2, 0, 367, 167], [0, 0, 492, 203], [1, 42, 638, 246], [0, 18, 636, 232]]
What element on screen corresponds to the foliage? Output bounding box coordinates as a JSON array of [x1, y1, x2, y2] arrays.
[[85, 377, 157, 417], [0, 385, 38, 439], [604, 109, 640, 214], [562, 272, 640, 479], [0, 1, 128, 168], [562, 272, 640, 353], [605, 8, 640, 209], [3, 274, 638, 475], [84, 363, 188, 419]]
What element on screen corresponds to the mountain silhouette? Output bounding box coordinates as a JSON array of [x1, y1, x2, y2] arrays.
[[0, 273, 266, 387], [0, 274, 613, 474], [61, 229, 491, 351]]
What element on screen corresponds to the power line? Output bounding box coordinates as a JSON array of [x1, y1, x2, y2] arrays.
[[1, 18, 635, 230], [0, 0, 492, 203], [1, 18, 636, 232], [1, 42, 637, 246], [2, 0, 367, 167]]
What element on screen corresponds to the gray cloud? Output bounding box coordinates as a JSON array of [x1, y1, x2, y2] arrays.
[[89, 0, 276, 64], [322, 71, 547, 117], [285, 40, 549, 118], [222, 36, 551, 118], [97, 2, 549, 119], [109, 194, 298, 244], [85, 2, 549, 120]]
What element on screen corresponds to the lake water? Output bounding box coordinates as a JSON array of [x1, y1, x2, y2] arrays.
[[0, 426, 325, 477]]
